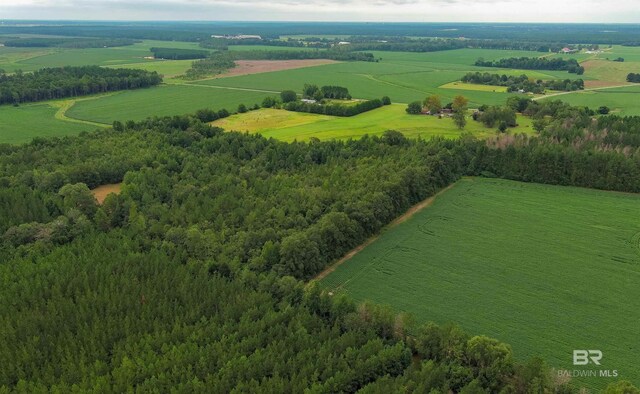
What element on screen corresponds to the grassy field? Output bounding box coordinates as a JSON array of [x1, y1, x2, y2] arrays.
[[440, 81, 509, 93], [541, 85, 640, 116], [212, 105, 535, 141], [193, 48, 587, 107], [66, 84, 272, 124], [320, 177, 640, 389], [0, 103, 97, 144]]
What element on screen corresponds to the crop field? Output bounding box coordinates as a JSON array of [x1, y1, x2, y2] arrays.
[[66, 84, 273, 124], [212, 105, 534, 141], [4, 44, 640, 143], [541, 85, 640, 115], [0, 103, 98, 144], [320, 177, 640, 389], [439, 81, 509, 93], [193, 48, 588, 107]]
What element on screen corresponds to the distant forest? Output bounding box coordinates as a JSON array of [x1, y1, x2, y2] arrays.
[[2, 21, 640, 44], [0, 66, 162, 105], [2, 37, 138, 48], [475, 57, 585, 75]]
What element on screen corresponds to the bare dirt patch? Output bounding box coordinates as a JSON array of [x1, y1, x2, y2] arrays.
[[217, 59, 339, 78], [91, 183, 122, 204], [312, 182, 457, 281]]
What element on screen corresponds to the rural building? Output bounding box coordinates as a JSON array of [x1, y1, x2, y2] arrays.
[[211, 34, 262, 40], [301, 99, 317, 104], [560, 47, 577, 54]]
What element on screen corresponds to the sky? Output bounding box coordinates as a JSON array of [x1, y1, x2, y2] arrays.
[[1, 0, 639, 23]]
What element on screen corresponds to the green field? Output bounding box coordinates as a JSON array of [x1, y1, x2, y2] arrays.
[[541, 85, 640, 115], [4, 44, 640, 144], [66, 84, 272, 124], [0, 103, 97, 144], [212, 105, 534, 141], [192, 48, 587, 108], [320, 177, 640, 389]]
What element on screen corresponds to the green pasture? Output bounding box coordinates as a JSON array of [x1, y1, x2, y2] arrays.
[[320, 177, 640, 389], [67, 84, 272, 124], [212, 105, 534, 141], [541, 85, 640, 115], [0, 103, 95, 144]]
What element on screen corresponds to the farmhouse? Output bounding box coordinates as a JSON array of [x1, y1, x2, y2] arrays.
[[301, 98, 317, 104], [560, 47, 578, 54]]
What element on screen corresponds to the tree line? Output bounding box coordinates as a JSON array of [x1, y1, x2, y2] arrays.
[[2, 37, 138, 48], [461, 72, 584, 93], [284, 97, 388, 116], [475, 57, 585, 75], [150, 47, 210, 60], [0, 66, 162, 105]]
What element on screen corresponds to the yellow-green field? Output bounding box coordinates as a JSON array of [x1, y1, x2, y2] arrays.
[[440, 81, 509, 93], [212, 105, 535, 141]]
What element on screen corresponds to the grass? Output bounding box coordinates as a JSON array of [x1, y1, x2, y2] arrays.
[[212, 105, 535, 141], [320, 177, 640, 389], [194, 48, 587, 108], [67, 84, 272, 124], [440, 81, 509, 93], [541, 85, 640, 116], [0, 103, 97, 144]]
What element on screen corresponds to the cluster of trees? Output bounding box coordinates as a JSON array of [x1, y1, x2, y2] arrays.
[[473, 106, 517, 131], [285, 97, 388, 116], [461, 72, 584, 93], [150, 47, 210, 60], [302, 84, 352, 100], [0, 66, 162, 105], [475, 57, 585, 75], [0, 105, 638, 390], [627, 73, 640, 83], [181, 52, 236, 80], [2, 37, 137, 48], [406, 95, 468, 129]]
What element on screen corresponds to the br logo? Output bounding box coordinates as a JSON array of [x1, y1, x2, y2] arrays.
[[573, 350, 603, 365]]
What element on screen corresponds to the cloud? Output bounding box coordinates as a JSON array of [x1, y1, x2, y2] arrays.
[[0, 0, 639, 22]]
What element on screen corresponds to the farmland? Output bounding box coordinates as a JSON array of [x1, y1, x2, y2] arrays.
[[0, 103, 99, 144], [3, 41, 640, 143], [320, 177, 640, 388], [212, 105, 535, 141]]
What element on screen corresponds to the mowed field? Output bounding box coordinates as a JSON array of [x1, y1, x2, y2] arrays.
[[320, 177, 640, 389], [212, 105, 535, 141]]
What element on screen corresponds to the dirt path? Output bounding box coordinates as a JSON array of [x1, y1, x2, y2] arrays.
[[51, 95, 114, 127], [532, 83, 635, 101], [313, 182, 457, 281], [173, 82, 281, 94]]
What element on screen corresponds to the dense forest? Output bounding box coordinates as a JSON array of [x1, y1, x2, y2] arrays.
[[150, 47, 210, 60], [475, 57, 585, 75], [1, 37, 138, 48], [4, 21, 640, 44], [0, 66, 162, 105], [1, 100, 639, 391], [461, 72, 584, 93]]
